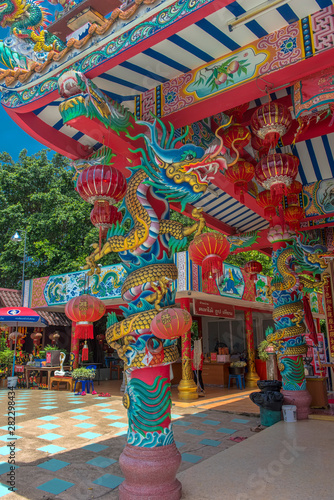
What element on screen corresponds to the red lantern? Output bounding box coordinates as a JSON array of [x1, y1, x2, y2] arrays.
[[224, 103, 249, 123], [65, 294, 106, 339], [189, 233, 230, 292], [224, 159, 255, 203], [286, 180, 303, 206], [251, 102, 292, 148], [256, 190, 279, 224], [284, 205, 304, 230], [222, 125, 251, 154], [76, 165, 127, 204], [150, 308, 192, 340], [90, 201, 123, 249], [244, 261, 263, 281], [251, 134, 269, 158], [255, 153, 299, 198]]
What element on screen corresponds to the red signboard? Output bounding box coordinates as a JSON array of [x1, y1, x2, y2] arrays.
[[324, 278, 334, 358], [193, 299, 235, 318]]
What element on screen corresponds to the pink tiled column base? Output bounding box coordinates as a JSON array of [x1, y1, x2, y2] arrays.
[[119, 442, 182, 500]]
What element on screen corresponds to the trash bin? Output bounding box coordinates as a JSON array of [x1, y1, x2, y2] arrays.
[[260, 407, 281, 426]]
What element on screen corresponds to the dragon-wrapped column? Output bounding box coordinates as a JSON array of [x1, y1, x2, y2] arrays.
[[267, 226, 311, 419]]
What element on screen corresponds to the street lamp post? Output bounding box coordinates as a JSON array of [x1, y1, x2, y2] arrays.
[[11, 230, 27, 307]]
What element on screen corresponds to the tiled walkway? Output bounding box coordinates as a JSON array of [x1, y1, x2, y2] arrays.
[[0, 387, 260, 499]]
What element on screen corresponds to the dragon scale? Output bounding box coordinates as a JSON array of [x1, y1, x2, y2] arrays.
[[267, 230, 328, 392], [55, 66, 233, 449]]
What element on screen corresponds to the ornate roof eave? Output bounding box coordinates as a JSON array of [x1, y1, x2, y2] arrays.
[[0, 0, 161, 88]]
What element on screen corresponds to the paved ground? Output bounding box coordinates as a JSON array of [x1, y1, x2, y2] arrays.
[[179, 419, 334, 500], [0, 385, 260, 499]]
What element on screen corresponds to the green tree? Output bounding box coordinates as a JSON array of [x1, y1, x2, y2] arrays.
[[225, 250, 273, 276], [0, 149, 119, 289]]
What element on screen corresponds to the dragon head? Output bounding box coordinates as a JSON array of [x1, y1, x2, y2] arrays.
[[131, 119, 228, 209], [295, 235, 328, 273], [0, 0, 27, 28], [58, 70, 87, 97]]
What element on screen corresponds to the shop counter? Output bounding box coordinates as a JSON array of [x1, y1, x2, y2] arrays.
[[171, 361, 230, 387]]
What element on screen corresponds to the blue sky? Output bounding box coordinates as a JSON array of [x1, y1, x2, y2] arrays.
[[0, 2, 62, 159]]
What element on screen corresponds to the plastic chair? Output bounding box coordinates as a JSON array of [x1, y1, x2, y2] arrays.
[[228, 373, 245, 389]]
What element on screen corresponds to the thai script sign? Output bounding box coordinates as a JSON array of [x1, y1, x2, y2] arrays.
[[193, 299, 235, 318]]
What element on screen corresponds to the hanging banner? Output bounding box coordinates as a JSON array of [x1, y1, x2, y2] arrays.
[[323, 278, 334, 358], [193, 299, 235, 318]]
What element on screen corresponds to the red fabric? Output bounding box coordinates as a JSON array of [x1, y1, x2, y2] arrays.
[[303, 295, 318, 346], [191, 349, 203, 371]]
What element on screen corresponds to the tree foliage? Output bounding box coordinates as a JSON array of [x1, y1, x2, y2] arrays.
[[0, 150, 118, 289], [0, 149, 272, 290], [225, 251, 273, 276]]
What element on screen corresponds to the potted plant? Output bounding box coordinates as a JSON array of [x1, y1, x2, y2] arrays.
[[72, 368, 96, 380], [229, 360, 246, 375]]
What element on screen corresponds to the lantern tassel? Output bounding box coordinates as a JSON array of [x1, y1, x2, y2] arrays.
[[202, 255, 223, 281], [75, 322, 94, 339], [82, 342, 89, 361], [99, 226, 102, 253]]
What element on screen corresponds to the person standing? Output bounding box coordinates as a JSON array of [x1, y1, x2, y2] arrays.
[[192, 339, 205, 395]]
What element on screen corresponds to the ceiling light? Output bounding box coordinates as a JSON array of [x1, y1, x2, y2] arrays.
[[228, 0, 292, 32]]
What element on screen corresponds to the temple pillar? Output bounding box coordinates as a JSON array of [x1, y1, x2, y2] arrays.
[[268, 231, 311, 419], [70, 321, 79, 369], [245, 310, 260, 388], [177, 298, 198, 400], [119, 365, 181, 500], [323, 266, 334, 363]]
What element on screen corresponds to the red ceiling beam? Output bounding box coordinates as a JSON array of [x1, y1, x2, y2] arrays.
[[5, 107, 93, 159], [162, 47, 334, 130], [86, 0, 237, 80]]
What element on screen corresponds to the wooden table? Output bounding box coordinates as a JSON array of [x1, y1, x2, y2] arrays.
[[25, 366, 70, 390]]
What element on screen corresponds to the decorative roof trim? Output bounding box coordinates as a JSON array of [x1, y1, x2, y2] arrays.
[[0, 0, 158, 86]]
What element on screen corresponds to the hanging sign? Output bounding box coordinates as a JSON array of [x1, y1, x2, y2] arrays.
[[323, 278, 334, 358], [193, 299, 235, 318]]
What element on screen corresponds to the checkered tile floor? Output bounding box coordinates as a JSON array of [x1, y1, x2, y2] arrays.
[[0, 389, 259, 498]]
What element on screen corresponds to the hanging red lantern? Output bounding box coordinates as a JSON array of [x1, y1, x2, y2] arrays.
[[221, 124, 251, 154], [76, 165, 127, 205], [256, 190, 278, 224], [251, 102, 292, 148], [244, 261, 263, 281], [286, 180, 303, 206], [65, 294, 106, 339], [255, 153, 299, 198], [284, 205, 304, 230], [251, 134, 270, 158], [189, 233, 230, 292], [223, 103, 249, 123], [150, 308, 192, 340], [90, 201, 123, 250], [224, 159, 255, 203]]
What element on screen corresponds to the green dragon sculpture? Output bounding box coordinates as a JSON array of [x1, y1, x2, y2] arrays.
[[0, 0, 65, 56], [58, 70, 132, 135], [266, 227, 328, 391]]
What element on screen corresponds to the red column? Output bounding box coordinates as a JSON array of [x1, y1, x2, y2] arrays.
[[177, 298, 198, 400], [70, 322, 79, 369], [245, 310, 260, 388]]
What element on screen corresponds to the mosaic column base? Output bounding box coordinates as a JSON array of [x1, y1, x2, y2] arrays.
[[119, 443, 182, 500], [282, 389, 312, 420]]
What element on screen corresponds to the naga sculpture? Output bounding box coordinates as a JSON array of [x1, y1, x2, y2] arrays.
[[266, 225, 328, 417], [58, 70, 232, 499], [0, 0, 65, 59]]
